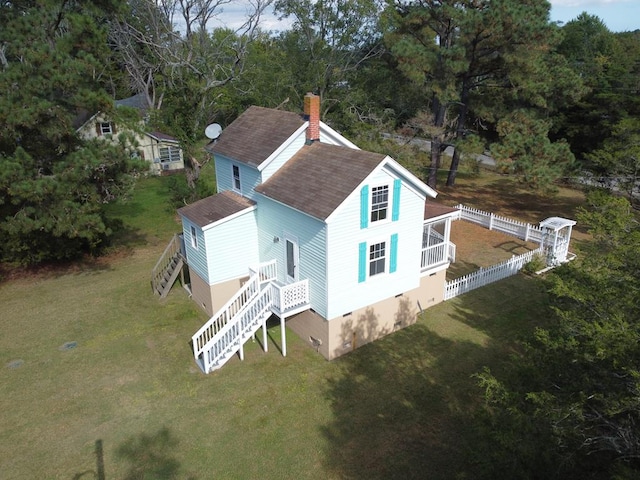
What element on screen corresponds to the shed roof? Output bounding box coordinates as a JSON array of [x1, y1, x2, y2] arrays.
[[177, 190, 255, 228], [424, 203, 459, 221], [254, 142, 386, 221], [208, 106, 306, 167], [147, 131, 178, 142]]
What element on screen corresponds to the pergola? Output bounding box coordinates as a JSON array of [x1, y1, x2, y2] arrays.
[[539, 217, 577, 266]]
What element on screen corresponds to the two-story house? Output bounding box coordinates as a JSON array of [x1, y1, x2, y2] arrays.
[[172, 93, 458, 372]]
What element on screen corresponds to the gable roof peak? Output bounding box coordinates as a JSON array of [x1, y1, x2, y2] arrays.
[[208, 106, 306, 167]]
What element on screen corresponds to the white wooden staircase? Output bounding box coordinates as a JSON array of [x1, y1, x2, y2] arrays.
[[152, 234, 185, 298], [191, 260, 310, 374]]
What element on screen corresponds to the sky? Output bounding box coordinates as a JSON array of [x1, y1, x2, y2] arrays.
[[208, 0, 640, 33], [550, 0, 640, 32]]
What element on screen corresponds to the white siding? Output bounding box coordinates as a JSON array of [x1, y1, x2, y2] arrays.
[[325, 168, 425, 319], [204, 210, 259, 284], [256, 196, 328, 317], [214, 155, 261, 199], [181, 218, 209, 284]]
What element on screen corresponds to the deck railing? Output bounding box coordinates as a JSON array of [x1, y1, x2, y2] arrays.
[[421, 242, 455, 271], [249, 260, 277, 284], [271, 279, 310, 316]]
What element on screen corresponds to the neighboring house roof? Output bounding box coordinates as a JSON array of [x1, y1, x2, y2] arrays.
[[177, 190, 255, 228], [424, 203, 459, 221], [147, 131, 179, 143], [255, 142, 387, 221], [209, 106, 306, 167], [114, 93, 148, 111]]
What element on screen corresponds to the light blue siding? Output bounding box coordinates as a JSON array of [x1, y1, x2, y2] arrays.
[[204, 210, 259, 284], [181, 218, 209, 284], [181, 211, 259, 286], [214, 154, 261, 199], [256, 196, 328, 317], [325, 168, 425, 319], [261, 134, 306, 182]]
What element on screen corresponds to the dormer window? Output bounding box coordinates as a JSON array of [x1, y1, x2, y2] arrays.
[[370, 185, 389, 223]]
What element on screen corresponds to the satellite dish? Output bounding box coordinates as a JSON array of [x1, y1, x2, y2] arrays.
[[205, 123, 222, 140]]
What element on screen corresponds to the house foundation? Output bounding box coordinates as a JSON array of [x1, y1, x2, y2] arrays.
[[188, 268, 248, 317], [288, 267, 448, 360]]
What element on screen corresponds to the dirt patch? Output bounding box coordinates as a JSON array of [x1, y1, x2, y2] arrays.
[[447, 220, 540, 279]]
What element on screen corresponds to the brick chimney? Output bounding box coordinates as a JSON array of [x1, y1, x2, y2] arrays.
[[304, 92, 320, 144]]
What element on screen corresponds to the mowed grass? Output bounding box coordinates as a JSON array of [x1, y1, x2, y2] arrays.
[[0, 173, 575, 479]]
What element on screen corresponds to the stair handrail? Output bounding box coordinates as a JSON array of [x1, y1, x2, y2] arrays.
[[191, 259, 278, 360], [191, 275, 260, 359], [200, 284, 275, 373], [151, 233, 181, 294]]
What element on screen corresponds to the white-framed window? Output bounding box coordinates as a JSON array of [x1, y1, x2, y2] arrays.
[[100, 122, 113, 135], [370, 185, 389, 223], [232, 164, 241, 191], [190, 225, 198, 249], [369, 241, 386, 277], [159, 146, 181, 163]]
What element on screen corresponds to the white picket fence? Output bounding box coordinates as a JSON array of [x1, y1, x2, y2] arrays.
[[444, 246, 544, 300], [455, 204, 544, 243]]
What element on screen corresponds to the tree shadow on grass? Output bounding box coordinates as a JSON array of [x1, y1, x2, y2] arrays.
[[321, 324, 488, 480], [115, 427, 197, 480], [320, 275, 550, 479]]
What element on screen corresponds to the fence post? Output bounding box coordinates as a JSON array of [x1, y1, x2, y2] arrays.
[[489, 213, 494, 230], [524, 223, 530, 242]]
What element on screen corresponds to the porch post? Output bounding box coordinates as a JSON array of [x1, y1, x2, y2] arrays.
[[281, 315, 287, 357], [239, 342, 244, 361], [444, 218, 451, 243], [262, 320, 268, 353]]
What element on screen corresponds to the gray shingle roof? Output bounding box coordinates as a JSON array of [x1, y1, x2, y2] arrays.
[[424, 203, 459, 220], [255, 142, 386, 221], [177, 190, 255, 228], [208, 106, 306, 167]]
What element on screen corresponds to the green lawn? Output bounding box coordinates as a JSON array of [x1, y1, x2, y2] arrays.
[[1, 174, 557, 479]]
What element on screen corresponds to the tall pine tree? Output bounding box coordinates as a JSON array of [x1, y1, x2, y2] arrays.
[[0, 0, 146, 265]]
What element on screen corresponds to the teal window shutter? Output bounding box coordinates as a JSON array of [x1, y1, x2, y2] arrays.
[[390, 234, 398, 273], [392, 179, 401, 221], [360, 185, 369, 229], [358, 242, 367, 282]]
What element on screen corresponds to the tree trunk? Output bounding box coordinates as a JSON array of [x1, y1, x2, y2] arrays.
[[428, 97, 447, 189], [446, 148, 462, 187], [446, 79, 471, 187], [428, 140, 440, 189]]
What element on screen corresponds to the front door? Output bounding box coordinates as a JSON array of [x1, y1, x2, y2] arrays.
[[285, 235, 299, 283]]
